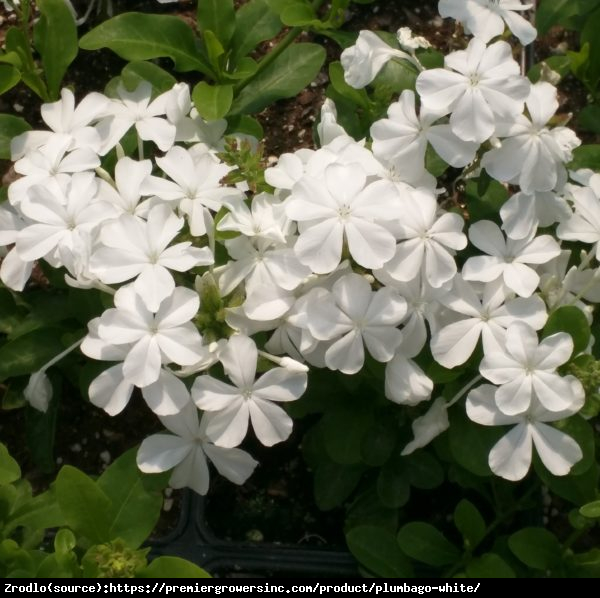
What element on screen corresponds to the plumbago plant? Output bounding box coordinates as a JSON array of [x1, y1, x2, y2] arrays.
[[1, 0, 600, 579]]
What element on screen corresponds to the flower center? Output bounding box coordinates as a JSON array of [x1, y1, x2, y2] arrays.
[[338, 204, 352, 220], [468, 72, 481, 87]]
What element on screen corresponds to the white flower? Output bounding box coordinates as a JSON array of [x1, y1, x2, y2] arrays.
[[401, 397, 450, 455], [0, 203, 33, 291], [481, 82, 580, 194], [416, 38, 530, 143], [16, 172, 114, 263], [439, 0, 537, 46], [306, 273, 406, 374], [370, 90, 478, 179], [285, 163, 398, 274], [466, 384, 583, 481], [558, 184, 600, 258], [98, 157, 154, 216], [317, 99, 348, 146], [341, 30, 417, 89], [431, 277, 547, 368], [90, 203, 213, 312], [385, 353, 433, 406], [192, 335, 307, 448], [479, 321, 584, 415], [11, 88, 108, 158], [24, 371, 53, 413], [375, 188, 467, 288], [141, 145, 242, 236], [500, 190, 571, 240], [92, 285, 204, 388], [462, 220, 561, 297], [137, 401, 257, 496], [96, 82, 176, 154]]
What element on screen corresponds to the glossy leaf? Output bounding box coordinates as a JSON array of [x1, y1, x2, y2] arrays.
[[508, 527, 561, 570], [347, 525, 413, 578], [0, 444, 20, 486], [193, 82, 234, 121], [397, 522, 460, 566], [454, 499, 486, 548], [230, 43, 325, 114], [80, 13, 213, 76], [198, 0, 235, 50], [542, 306, 590, 358], [0, 64, 20, 95], [0, 114, 31, 160]]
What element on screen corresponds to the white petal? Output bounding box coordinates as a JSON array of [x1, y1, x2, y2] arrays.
[[488, 423, 532, 481], [530, 422, 582, 476], [137, 434, 192, 473], [248, 398, 293, 446]]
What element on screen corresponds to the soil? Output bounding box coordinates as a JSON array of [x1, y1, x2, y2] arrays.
[[0, 0, 597, 557]]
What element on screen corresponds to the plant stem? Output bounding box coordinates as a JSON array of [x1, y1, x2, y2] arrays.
[[234, 0, 326, 94]]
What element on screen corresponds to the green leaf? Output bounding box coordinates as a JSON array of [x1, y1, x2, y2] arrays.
[[329, 61, 370, 109], [537, 462, 598, 506], [569, 145, 600, 172], [580, 8, 600, 90], [577, 105, 600, 134], [454, 499, 486, 548], [80, 13, 213, 76], [230, 43, 325, 115], [34, 0, 78, 100], [360, 414, 397, 466], [321, 404, 373, 465], [465, 178, 508, 223], [198, 0, 235, 50], [528, 55, 572, 83], [192, 82, 234, 121], [397, 522, 460, 566], [377, 461, 410, 508], [448, 408, 502, 476], [121, 61, 177, 95], [347, 526, 413, 578], [202, 30, 226, 75], [0, 444, 20, 485], [281, 2, 318, 26], [508, 527, 561, 570], [0, 328, 65, 382], [139, 556, 211, 578], [26, 389, 59, 474], [466, 553, 515, 578], [0, 64, 20, 95], [542, 306, 590, 358], [580, 500, 600, 518], [536, 0, 583, 34], [55, 466, 111, 544], [226, 114, 264, 139], [6, 487, 65, 536], [5, 27, 48, 100], [230, 0, 283, 65], [313, 460, 364, 510], [406, 452, 444, 490], [0, 114, 31, 160], [97, 449, 165, 548], [552, 415, 595, 475]]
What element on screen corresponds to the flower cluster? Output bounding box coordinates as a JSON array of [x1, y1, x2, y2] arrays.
[[2, 0, 597, 491]]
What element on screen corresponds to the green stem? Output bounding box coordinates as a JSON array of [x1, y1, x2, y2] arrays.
[[233, 0, 326, 94]]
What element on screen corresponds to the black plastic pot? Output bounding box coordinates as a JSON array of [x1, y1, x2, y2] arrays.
[[150, 491, 358, 578]]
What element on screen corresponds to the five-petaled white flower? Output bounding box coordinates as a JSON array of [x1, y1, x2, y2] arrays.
[[467, 384, 583, 481], [192, 335, 307, 448], [479, 321, 584, 416]]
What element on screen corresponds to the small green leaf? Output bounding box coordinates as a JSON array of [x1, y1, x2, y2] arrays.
[[536, 0, 582, 34], [329, 61, 370, 109], [321, 404, 373, 465], [198, 0, 235, 50], [80, 13, 213, 76], [226, 114, 264, 139], [577, 105, 600, 134], [360, 415, 397, 466], [0, 328, 65, 382], [454, 499, 486, 548], [397, 522, 460, 566], [552, 415, 595, 475], [0, 443, 20, 485], [508, 527, 562, 570], [139, 556, 211, 578], [56, 466, 111, 544], [406, 452, 444, 490], [230, 0, 283, 65], [347, 526, 413, 578], [377, 461, 410, 508], [536, 461, 598, 506], [0, 64, 20, 95], [580, 500, 600, 518], [203, 30, 226, 75], [281, 2, 318, 26], [313, 461, 364, 510], [193, 82, 234, 121], [34, 0, 78, 99], [0, 114, 31, 160], [466, 553, 515, 578], [543, 306, 590, 357], [6, 487, 65, 536], [230, 43, 326, 115], [569, 144, 600, 172], [465, 178, 508, 223]]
